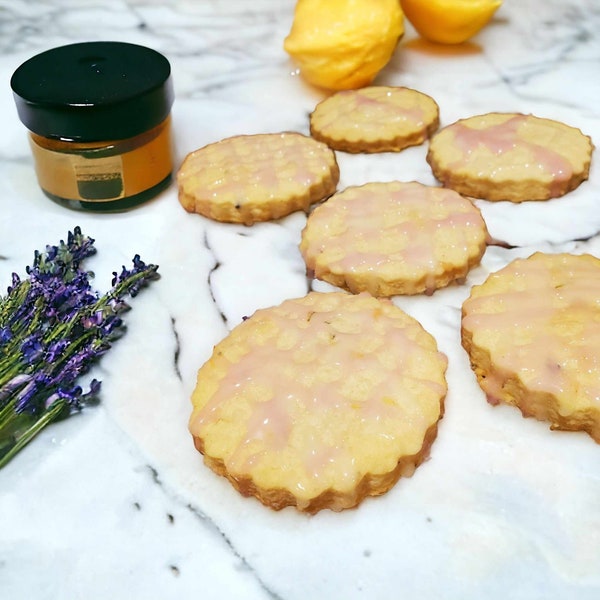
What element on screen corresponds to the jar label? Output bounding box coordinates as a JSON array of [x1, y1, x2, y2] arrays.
[[73, 155, 124, 200], [28, 116, 172, 206]]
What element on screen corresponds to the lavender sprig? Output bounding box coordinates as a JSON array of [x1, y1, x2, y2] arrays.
[[0, 227, 160, 469]]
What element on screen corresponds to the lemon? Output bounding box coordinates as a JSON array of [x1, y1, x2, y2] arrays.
[[400, 0, 502, 45], [283, 0, 404, 91]]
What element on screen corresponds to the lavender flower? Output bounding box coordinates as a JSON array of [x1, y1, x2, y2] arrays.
[[0, 226, 159, 468]]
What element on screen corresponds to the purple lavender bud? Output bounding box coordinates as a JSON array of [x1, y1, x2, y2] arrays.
[[67, 226, 96, 264], [45, 339, 69, 363], [111, 270, 124, 288], [0, 373, 32, 403], [109, 299, 131, 314], [81, 311, 105, 329], [47, 378, 100, 414], [87, 378, 101, 396], [20, 335, 43, 363], [43, 392, 62, 410], [100, 314, 124, 338], [6, 273, 21, 294], [14, 372, 51, 413], [43, 388, 77, 417], [77, 378, 101, 409], [0, 326, 12, 343], [55, 345, 103, 383], [111, 254, 159, 295]]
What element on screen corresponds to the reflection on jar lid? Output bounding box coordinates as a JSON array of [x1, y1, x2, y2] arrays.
[[10, 41, 174, 142]]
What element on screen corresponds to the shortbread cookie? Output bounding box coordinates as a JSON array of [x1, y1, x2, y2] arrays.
[[462, 252, 600, 443], [427, 112, 593, 202], [189, 291, 448, 513], [310, 86, 440, 153], [300, 181, 488, 297], [177, 132, 339, 225]]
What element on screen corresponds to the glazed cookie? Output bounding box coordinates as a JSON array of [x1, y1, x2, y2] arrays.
[[177, 132, 339, 225], [300, 181, 488, 296], [427, 112, 593, 202], [189, 291, 448, 513], [309, 86, 440, 153], [462, 252, 600, 443]]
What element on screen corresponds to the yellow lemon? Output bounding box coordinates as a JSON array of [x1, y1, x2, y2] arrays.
[[283, 0, 404, 91], [400, 0, 502, 45]]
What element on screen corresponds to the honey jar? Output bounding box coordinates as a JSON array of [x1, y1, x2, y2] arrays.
[[11, 41, 174, 211]]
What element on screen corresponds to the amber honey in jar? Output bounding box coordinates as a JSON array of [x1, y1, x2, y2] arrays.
[[10, 41, 174, 211]]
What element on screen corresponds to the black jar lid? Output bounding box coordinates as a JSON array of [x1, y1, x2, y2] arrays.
[[11, 41, 174, 142]]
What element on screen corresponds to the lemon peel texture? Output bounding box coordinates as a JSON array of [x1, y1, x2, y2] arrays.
[[284, 0, 405, 91], [400, 0, 502, 45]]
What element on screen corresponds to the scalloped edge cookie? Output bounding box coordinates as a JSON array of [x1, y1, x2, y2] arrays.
[[300, 181, 488, 296], [309, 86, 440, 153], [177, 132, 339, 225], [427, 112, 593, 202], [189, 291, 448, 513], [462, 252, 600, 443]]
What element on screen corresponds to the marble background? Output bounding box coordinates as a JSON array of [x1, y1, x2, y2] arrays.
[[1, 1, 599, 598]]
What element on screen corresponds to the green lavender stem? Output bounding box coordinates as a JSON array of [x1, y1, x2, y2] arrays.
[[0, 399, 68, 469]]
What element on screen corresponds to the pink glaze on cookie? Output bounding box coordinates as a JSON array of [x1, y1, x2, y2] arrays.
[[300, 181, 488, 296], [449, 114, 573, 189], [190, 292, 447, 496], [462, 252, 600, 442]]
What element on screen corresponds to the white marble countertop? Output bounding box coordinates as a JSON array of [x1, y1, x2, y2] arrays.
[[1, 1, 599, 598]]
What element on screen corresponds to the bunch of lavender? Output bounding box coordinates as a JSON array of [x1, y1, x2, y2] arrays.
[[0, 226, 159, 469]]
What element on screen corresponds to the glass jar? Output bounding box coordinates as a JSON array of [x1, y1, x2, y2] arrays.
[[11, 41, 174, 211]]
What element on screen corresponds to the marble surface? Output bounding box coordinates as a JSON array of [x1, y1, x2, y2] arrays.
[[1, 1, 599, 598]]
